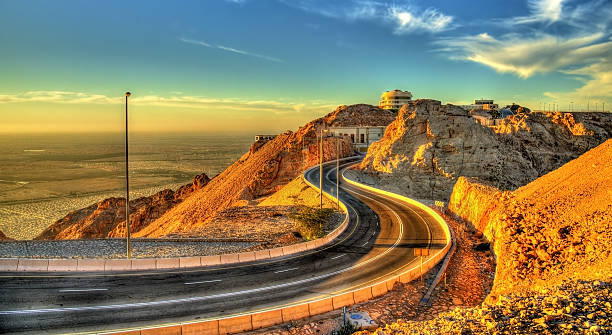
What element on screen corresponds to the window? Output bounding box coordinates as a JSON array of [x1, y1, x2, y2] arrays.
[[350, 134, 355, 142]]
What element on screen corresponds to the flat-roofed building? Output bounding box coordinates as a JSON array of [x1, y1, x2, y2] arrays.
[[329, 126, 386, 153], [378, 89, 413, 112], [254, 134, 276, 142], [460, 99, 499, 111]]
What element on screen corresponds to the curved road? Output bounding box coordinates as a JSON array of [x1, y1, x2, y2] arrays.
[[0, 158, 447, 334]]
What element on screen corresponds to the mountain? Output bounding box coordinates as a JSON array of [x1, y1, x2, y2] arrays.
[[449, 139, 612, 296], [359, 99, 612, 200]]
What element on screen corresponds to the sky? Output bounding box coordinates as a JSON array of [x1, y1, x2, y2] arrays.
[[0, 0, 610, 133]]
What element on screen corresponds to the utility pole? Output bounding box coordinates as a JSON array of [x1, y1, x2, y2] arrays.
[[124, 92, 132, 259]]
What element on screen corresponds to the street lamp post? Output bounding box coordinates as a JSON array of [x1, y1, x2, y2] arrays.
[[125, 92, 132, 259], [319, 128, 330, 209], [336, 136, 340, 211]]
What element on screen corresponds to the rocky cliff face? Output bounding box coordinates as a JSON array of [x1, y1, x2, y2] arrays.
[[135, 105, 390, 237], [360, 99, 612, 200], [448, 140, 612, 297], [35, 173, 210, 240]]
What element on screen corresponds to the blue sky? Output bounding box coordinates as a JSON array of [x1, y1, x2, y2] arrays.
[[0, 0, 610, 133]]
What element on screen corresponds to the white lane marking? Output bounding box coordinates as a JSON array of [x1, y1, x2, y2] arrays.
[[58, 288, 108, 293], [331, 254, 345, 260], [184, 279, 222, 285], [274, 267, 299, 273], [360, 241, 369, 247]]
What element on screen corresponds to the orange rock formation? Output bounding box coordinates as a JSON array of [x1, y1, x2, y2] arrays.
[[449, 139, 612, 296], [360, 99, 612, 200]]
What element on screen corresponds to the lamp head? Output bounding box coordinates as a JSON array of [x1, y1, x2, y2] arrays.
[[125, 92, 131, 97]]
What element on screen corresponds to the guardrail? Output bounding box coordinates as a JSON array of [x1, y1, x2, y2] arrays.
[[92, 163, 453, 335], [0, 160, 354, 273]]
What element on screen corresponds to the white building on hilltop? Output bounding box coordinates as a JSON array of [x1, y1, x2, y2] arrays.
[[378, 89, 413, 111], [460, 99, 499, 111], [329, 126, 386, 153]]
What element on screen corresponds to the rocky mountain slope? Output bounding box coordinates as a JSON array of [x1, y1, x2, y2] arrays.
[[359, 99, 612, 200], [35, 173, 210, 240], [134, 105, 392, 238], [448, 139, 612, 297], [37, 104, 393, 239]]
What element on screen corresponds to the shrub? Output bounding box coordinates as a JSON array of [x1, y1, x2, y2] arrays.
[[289, 206, 334, 240]]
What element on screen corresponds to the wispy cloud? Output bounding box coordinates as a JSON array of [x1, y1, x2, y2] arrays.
[[0, 91, 337, 115], [278, 0, 454, 34], [515, 0, 566, 24], [179, 37, 283, 63], [436, 32, 611, 78], [389, 6, 454, 34]]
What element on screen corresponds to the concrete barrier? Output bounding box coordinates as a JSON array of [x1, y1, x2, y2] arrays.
[[251, 309, 283, 330], [353, 287, 373, 303], [156, 258, 179, 269], [308, 298, 333, 315], [182, 320, 219, 335], [237, 252, 256, 263], [220, 253, 239, 265], [253, 249, 270, 261], [18, 259, 48, 271], [281, 304, 310, 322], [108, 330, 141, 335], [48, 259, 78, 272], [371, 282, 388, 297], [179, 256, 201, 268], [332, 292, 355, 309], [201, 255, 221, 266], [218, 315, 252, 334], [77, 259, 105, 271], [104, 259, 131, 271], [268, 247, 284, 259], [141, 325, 181, 335], [0, 258, 18, 271], [386, 276, 399, 291], [131, 259, 156, 270]]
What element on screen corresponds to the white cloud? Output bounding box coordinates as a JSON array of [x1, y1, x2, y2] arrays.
[[179, 37, 283, 63], [515, 0, 566, 24], [389, 7, 453, 34]]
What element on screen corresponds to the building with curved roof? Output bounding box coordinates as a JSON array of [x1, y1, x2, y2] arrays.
[[378, 89, 412, 112]]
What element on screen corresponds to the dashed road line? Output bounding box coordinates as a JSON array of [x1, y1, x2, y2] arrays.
[[184, 279, 222, 285], [58, 288, 108, 293]]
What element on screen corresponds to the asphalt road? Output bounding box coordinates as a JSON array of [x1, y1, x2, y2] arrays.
[[0, 158, 447, 334]]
